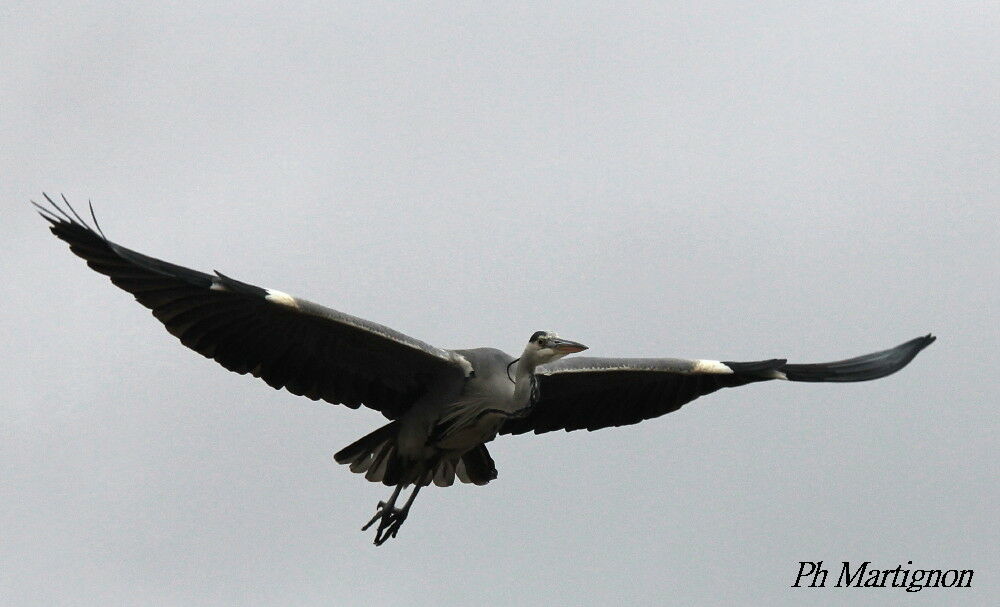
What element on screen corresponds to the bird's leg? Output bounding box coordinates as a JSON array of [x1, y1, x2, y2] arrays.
[[377, 481, 424, 543], [362, 483, 403, 542], [362, 472, 430, 546]]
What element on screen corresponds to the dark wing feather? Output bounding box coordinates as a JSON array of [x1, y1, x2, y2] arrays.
[[36, 194, 467, 419], [501, 335, 935, 436], [780, 335, 935, 382], [501, 357, 782, 435]]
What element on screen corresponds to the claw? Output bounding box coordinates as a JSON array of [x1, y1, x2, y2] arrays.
[[373, 509, 403, 545], [363, 479, 424, 545], [363, 501, 408, 545], [361, 510, 383, 531], [362, 501, 395, 531]]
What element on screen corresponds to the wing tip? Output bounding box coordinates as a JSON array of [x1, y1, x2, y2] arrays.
[[782, 333, 936, 383], [891, 333, 936, 364], [902, 330, 937, 360], [34, 192, 107, 241]]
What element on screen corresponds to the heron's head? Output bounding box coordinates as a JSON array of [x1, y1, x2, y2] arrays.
[[523, 330, 588, 365]]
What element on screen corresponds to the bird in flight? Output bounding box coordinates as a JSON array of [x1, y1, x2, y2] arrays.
[[36, 194, 935, 545]]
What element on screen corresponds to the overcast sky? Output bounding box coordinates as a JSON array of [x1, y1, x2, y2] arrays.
[[2, 2, 997, 605]]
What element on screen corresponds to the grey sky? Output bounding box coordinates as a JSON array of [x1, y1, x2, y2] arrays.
[[3, 2, 997, 605]]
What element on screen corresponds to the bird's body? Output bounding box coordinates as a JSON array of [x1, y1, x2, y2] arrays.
[[345, 348, 516, 489], [417, 348, 515, 452], [36, 195, 935, 545]]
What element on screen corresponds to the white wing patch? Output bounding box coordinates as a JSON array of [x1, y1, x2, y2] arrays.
[[691, 359, 733, 374], [449, 352, 474, 377], [265, 288, 299, 309], [209, 280, 228, 292]]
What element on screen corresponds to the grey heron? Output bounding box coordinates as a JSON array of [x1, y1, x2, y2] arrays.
[[36, 195, 935, 545]]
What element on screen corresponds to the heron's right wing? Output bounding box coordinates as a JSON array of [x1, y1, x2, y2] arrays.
[[501, 335, 935, 435], [37, 195, 471, 420]]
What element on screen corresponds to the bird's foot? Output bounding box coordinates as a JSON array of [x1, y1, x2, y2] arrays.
[[362, 501, 409, 546]]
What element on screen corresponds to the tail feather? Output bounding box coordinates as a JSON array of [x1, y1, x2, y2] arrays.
[[459, 444, 498, 486], [349, 452, 373, 474], [365, 442, 394, 483], [335, 422, 402, 485], [433, 459, 457, 487], [334, 421, 398, 465], [336, 422, 498, 487]]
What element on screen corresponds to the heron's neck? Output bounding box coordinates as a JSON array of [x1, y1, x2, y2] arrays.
[[512, 354, 539, 408]]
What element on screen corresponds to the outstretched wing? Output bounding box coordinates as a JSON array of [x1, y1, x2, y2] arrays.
[[36, 194, 470, 419], [501, 335, 935, 435]]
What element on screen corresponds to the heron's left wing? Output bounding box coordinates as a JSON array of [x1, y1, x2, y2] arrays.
[[501, 335, 934, 435], [36, 195, 471, 420]]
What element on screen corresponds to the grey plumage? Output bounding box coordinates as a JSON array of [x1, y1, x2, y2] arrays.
[[35, 194, 935, 545]]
